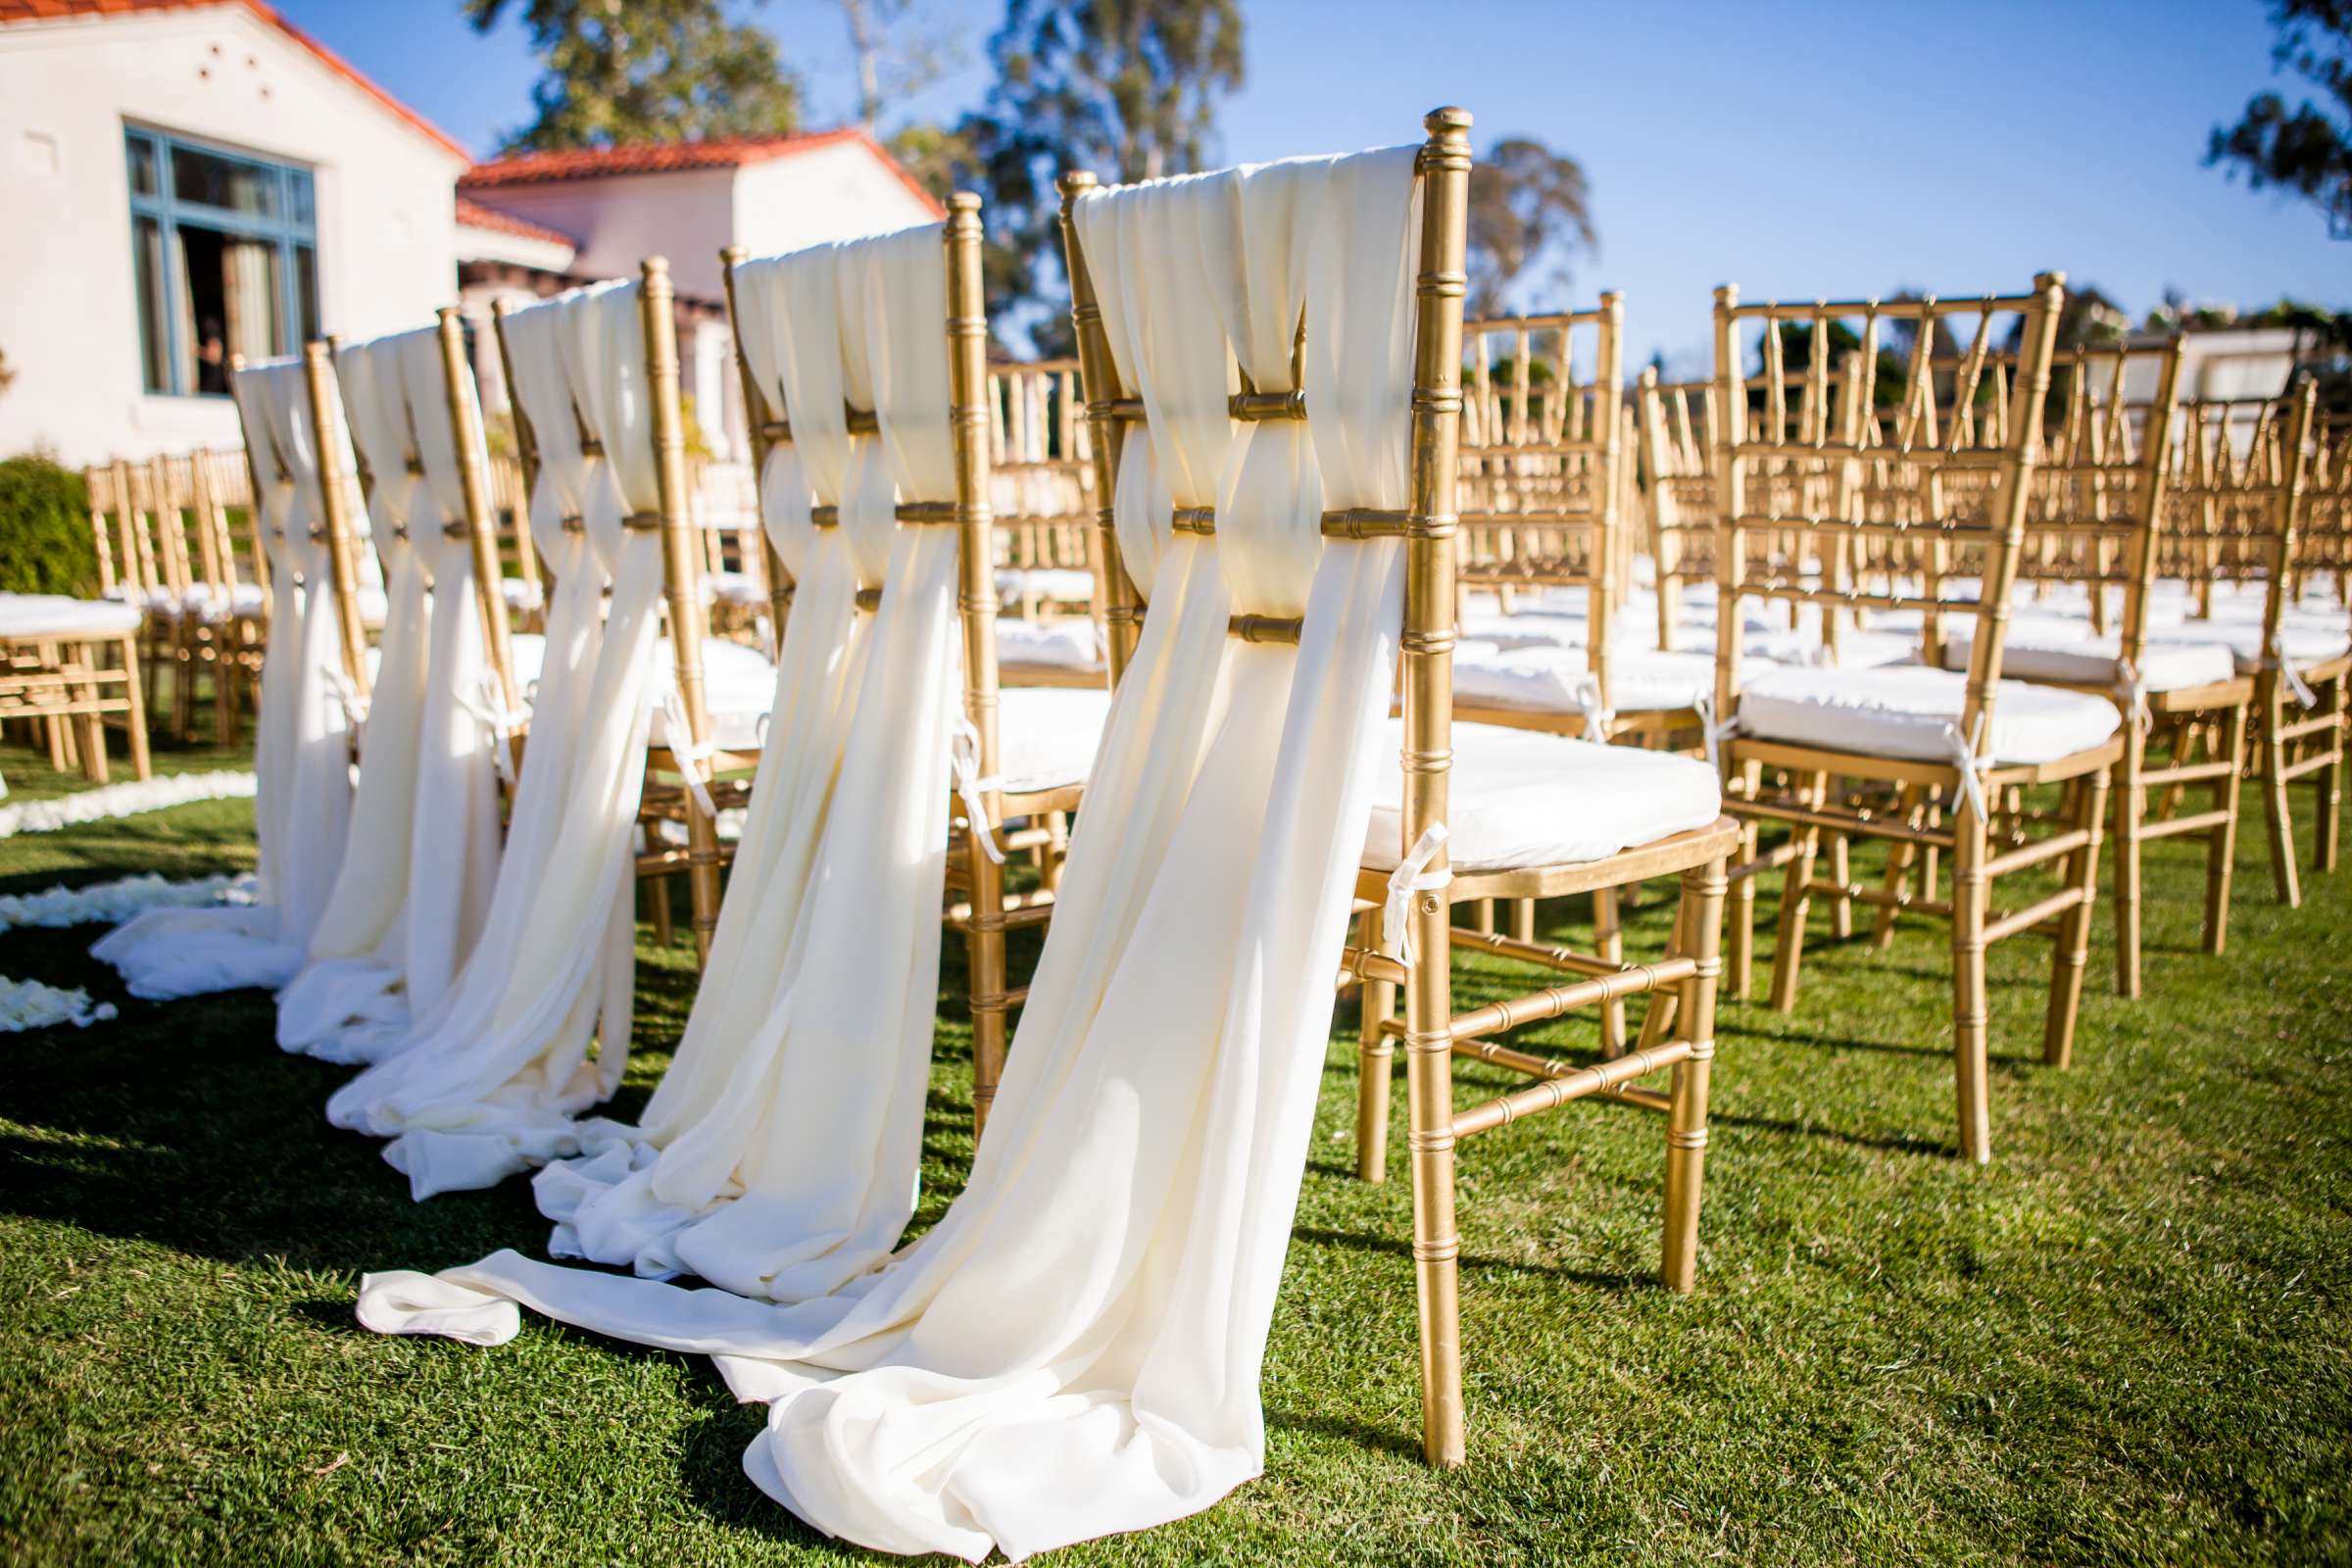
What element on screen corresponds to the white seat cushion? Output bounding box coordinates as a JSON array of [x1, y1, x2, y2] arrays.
[[508, 634, 779, 752], [997, 686, 1110, 794], [178, 582, 268, 622], [996, 566, 1096, 605], [1933, 620, 2238, 692], [699, 570, 764, 609], [2148, 617, 2352, 674], [1456, 641, 1776, 717], [0, 593, 144, 638], [1366, 719, 1722, 873], [996, 617, 1103, 674], [1738, 664, 2120, 766], [502, 576, 546, 612]]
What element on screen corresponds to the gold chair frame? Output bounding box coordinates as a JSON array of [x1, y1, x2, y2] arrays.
[[1059, 109, 1737, 1469]]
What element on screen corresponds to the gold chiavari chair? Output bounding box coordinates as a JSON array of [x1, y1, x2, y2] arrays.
[[724, 207, 1104, 1138], [989, 356, 1110, 686], [1638, 369, 1723, 655], [2158, 387, 2344, 907], [483, 271, 760, 963], [1713, 277, 2124, 1163], [1060, 109, 1739, 1467], [1897, 338, 2255, 996], [0, 473, 152, 781]]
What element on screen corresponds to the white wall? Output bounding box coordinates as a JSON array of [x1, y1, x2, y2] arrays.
[[730, 141, 942, 272], [460, 167, 740, 304], [0, 7, 464, 465]]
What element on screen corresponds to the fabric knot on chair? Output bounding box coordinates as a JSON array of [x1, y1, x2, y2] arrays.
[[1382, 821, 1452, 963]]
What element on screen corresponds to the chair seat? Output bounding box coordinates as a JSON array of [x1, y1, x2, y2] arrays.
[[177, 582, 269, 622], [1456, 641, 1752, 716], [996, 566, 1096, 605], [1931, 621, 2239, 691], [1737, 664, 2121, 766], [2148, 617, 2352, 673], [699, 570, 764, 610], [996, 616, 1103, 675], [509, 634, 780, 752], [997, 685, 1111, 795], [502, 576, 547, 612], [1365, 718, 1723, 874], [0, 593, 144, 639]]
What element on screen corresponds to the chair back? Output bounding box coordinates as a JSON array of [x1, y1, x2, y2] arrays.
[[2160, 385, 2320, 646], [1637, 369, 1720, 651], [1711, 276, 2067, 760]]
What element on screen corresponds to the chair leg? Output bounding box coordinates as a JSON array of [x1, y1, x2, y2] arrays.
[[1768, 770, 1828, 1013], [2045, 763, 2109, 1069], [2319, 673, 2345, 876], [1637, 891, 1690, 1053], [1508, 897, 1536, 944], [1405, 897, 1465, 1467], [647, 873, 674, 948], [1595, 885, 1626, 1056], [2207, 702, 2249, 956], [1355, 906, 1396, 1183], [1827, 825, 1854, 940], [1662, 856, 1725, 1293], [2261, 675, 2302, 907], [1730, 760, 1762, 1000], [1951, 797, 1993, 1164], [966, 814, 1010, 1142], [1871, 783, 1926, 951], [119, 634, 150, 782], [2111, 721, 2145, 1000], [1469, 899, 1494, 935]]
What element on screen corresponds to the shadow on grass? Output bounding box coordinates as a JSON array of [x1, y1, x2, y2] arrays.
[[1289, 1225, 1644, 1293]]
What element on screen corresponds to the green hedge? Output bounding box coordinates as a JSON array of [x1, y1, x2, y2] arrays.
[[0, 454, 96, 598]]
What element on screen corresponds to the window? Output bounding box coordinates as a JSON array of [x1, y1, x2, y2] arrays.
[[124, 126, 319, 398]]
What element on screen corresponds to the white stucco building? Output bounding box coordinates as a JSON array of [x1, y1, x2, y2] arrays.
[[0, 0, 466, 464], [0, 0, 944, 466]]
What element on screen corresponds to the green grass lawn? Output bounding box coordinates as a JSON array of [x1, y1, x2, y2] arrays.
[[2, 726, 2347, 1566]]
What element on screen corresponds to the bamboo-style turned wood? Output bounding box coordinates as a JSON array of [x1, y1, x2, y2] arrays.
[[300, 341, 372, 702], [1056, 169, 1143, 678], [945, 193, 1016, 1139], [719, 246, 798, 648], [436, 308, 521, 714], [638, 257, 724, 964]]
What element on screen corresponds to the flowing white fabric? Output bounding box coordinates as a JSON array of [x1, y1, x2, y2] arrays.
[[360, 146, 1423, 1560], [93, 360, 358, 999], [277, 330, 505, 1064], [326, 283, 662, 1197], [534, 225, 962, 1297]]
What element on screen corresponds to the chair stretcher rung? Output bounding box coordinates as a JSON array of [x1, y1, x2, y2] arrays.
[[1451, 1037, 1694, 1139], [1982, 885, 2084, 946], [1732, 797, 1956, 851], [2276, 751, 2339, 781], [2137, 807, 2233, 842], [1445, 956, 1697, 1041], [2140, 759, 2239, 787], [1983, 826, 2089, 879]]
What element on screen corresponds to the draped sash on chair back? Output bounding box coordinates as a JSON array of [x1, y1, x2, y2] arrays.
[[275, 326, 505, 1063], [361, 143, 1433, 1563], [93, 356, 360, 999], [535, 224, 970, 1301], [326, 281, 669, 1200]]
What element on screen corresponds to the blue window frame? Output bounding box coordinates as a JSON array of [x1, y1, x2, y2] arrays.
[[124, 125, 319, 398]]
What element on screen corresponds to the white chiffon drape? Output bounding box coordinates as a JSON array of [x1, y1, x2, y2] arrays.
[[276, 328, 504, 1064], [359, 146, 1424, 1562], [327, 282, 663, 1199], [535, 225, 962, 1297], [94, 358, 359, 999]]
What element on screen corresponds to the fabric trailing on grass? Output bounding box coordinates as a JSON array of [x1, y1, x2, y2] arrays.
[[275, 329, 503, 1066], [0, 977, 118, 1032], [92, 359, 357, 1000], [326, 282, 660, 1200], [0, 770, 257, 838], [532, 225, 958, 1298], [361, 145, 1419, 1563], [0, 871, 253, 932]]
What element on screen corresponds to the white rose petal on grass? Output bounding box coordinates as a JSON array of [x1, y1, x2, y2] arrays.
[[0, 770, 258, 838], [0, 978, 121, 1032]]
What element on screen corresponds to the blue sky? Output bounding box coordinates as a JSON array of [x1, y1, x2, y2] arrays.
[[281, 0, 2348, 371]]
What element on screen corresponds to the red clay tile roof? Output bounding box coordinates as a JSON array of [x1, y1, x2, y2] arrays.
[[0, 0, 469, 162], [454, 194, 578, 250], [462, 126, 947, 218]]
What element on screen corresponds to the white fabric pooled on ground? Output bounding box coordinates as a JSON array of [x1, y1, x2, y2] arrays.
[[360, 144, 1423, 1563], [93, 357, 356, 999], [327, 282, 664, 1197]]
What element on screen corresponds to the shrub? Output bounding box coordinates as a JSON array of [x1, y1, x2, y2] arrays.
[[0, 452, 97, 598]]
